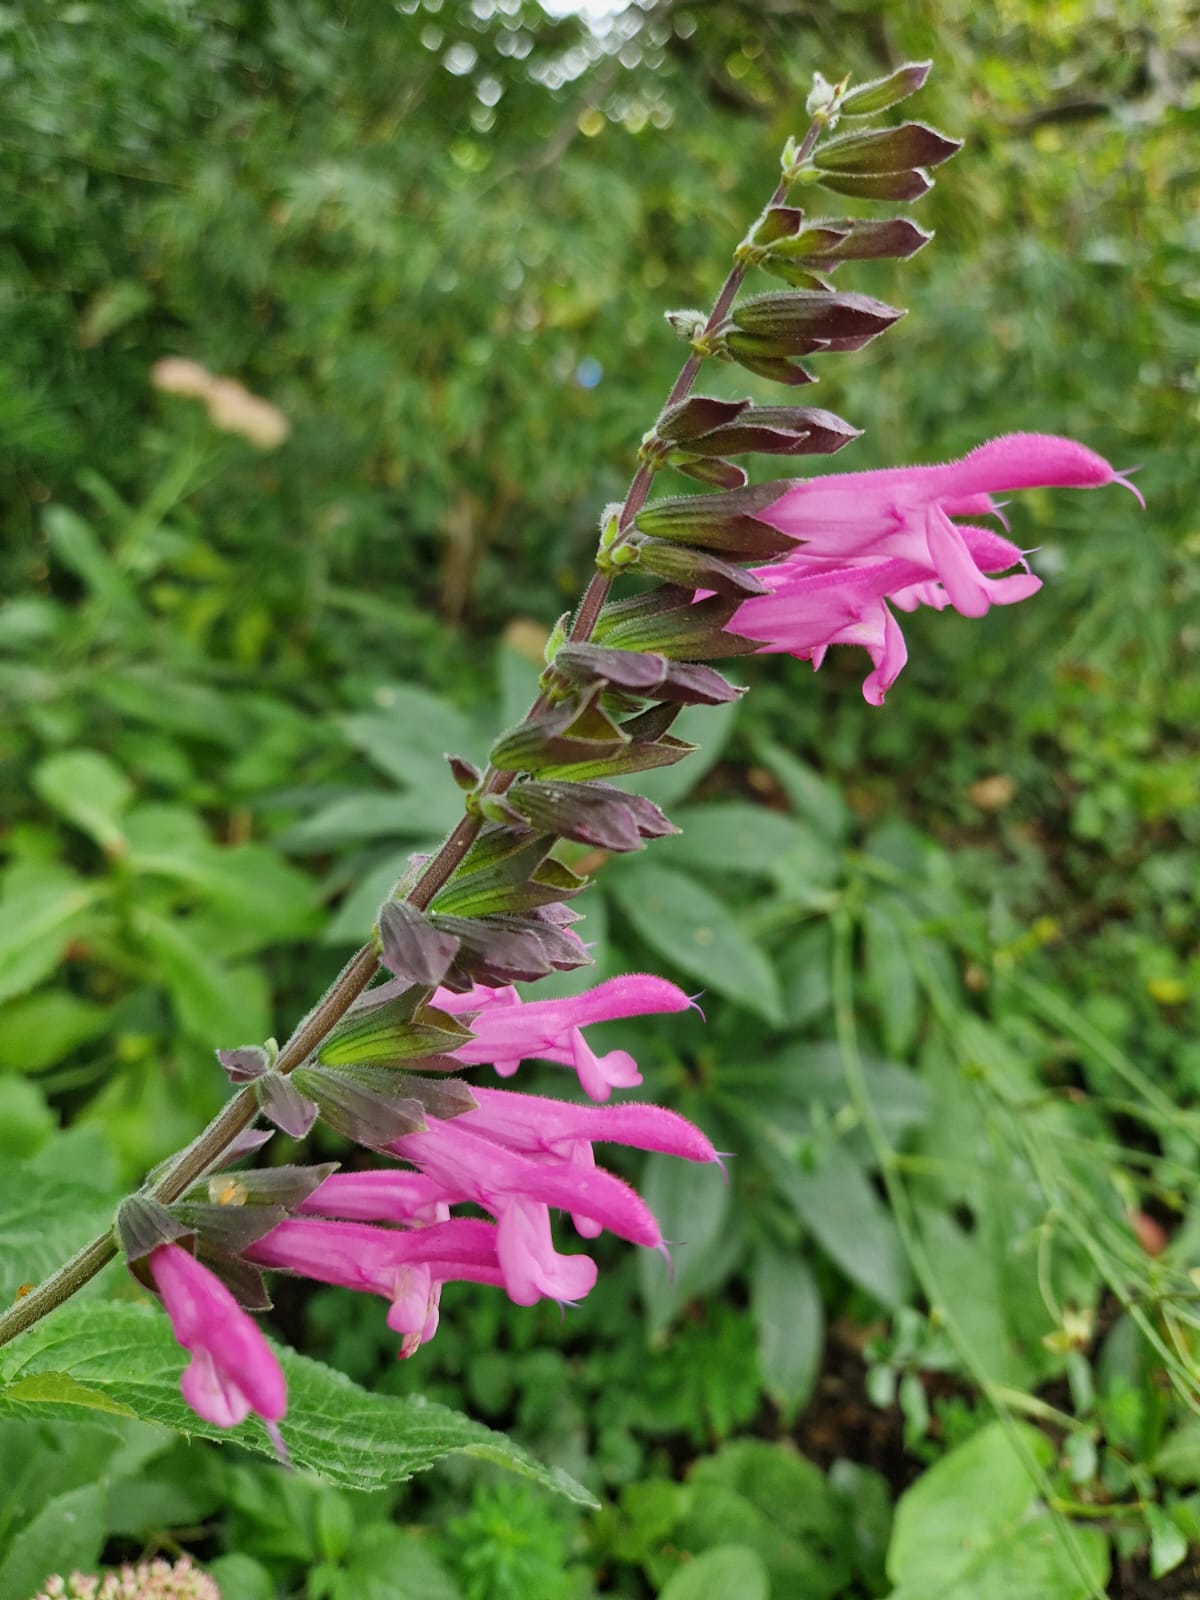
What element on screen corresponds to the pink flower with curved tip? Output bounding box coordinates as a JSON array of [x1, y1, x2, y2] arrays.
[[732, 433, 1139, 701], [439, 973, 697, 1101], [148, 1244, 287, 1449]]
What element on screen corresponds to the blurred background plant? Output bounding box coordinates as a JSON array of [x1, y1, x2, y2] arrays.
[[1, 0, 1198, 1594]]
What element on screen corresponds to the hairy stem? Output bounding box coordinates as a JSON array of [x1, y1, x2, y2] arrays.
[[0, 111, 832, 1352]]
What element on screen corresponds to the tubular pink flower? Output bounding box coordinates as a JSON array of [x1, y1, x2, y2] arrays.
[[730, 433, 1137, 701], [245, 1216, 506, 1355], [148, 1244, 287, 1444], [439, 973, 696, 1101], [391, 1114, 666, 1249]]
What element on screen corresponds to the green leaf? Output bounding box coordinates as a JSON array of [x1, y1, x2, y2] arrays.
[[674, 1440, 849, 1597], [0, 1301, 597, 1503], [751, 1246, 823, 1418], [44, 504, 140, 618], [637, 1151, 739, 1336], [0, 989, 111, 1073], [657, 802, 807, 877], [33, 748, 134, 854], [758, 1136, 911, 1309], [608, 860, 781, 1023], [135, 908, 270, 1043], [753, 741, 849, 842], [282, 790, 453, 851], [0, 1481, 106, 1600], [0, 1164, 116, 1305], [341, 688, 478, 793], [659, 1545, 770, 1600], [862, 899, 921, 1056], [0, 878, 97, 1004], [887, 1421, 1109, 1599], [2, 1371, 136, 1416]]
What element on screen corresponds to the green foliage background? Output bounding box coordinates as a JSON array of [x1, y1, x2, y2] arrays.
[[1, 0, 1198, 1595]]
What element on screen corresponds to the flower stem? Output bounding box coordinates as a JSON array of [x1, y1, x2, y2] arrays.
[[0, 110, 833, 1353]]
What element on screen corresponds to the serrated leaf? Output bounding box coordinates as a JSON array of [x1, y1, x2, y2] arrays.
[[0, 1301, 597, 1502], [33, 748, 133, 854], [609, 861, 781, 1022]]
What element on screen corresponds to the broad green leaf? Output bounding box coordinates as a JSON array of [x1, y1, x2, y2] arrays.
[[206, 1554, 278, 1600], [759, 1136, 911, 1309], [751, 1246, 823, 1418], [637, 1151, 739, 1336], [0, 1301, 597, 1503], [753, 741, 849, 842], [609, 861, 782, 1023], [0, 1164, 117, 1304], [0, 989, 111, 1073], [341, 687, 478, 793], [33, 748, 134, 854], [915, 1202, 1061, 1391], [0, 1078, 56, 1159], [656, 802, 808, 877], [1153, 1417, 1200, 1485], [97, 668, 248, 745], [887, 1422, 1109, 1599], [0, 879, 97, 1004], [44, 504, 140, 618], [281, 790, 452, 850], [659, 1545, 770, 1600], [135, 909, 270, 1043], [675, 1440, 849, 1598], [0, 1481, 106, 1600]]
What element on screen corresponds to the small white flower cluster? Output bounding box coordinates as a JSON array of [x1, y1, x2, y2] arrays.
[[34, 1555, 219, 1600]]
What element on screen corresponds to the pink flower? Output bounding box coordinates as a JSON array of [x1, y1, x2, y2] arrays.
[[437, 973, 697, 1101], [733, 433, 1140, 702], [246, 1215, 507, 1354], [148, 1244, 287, 1449]]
